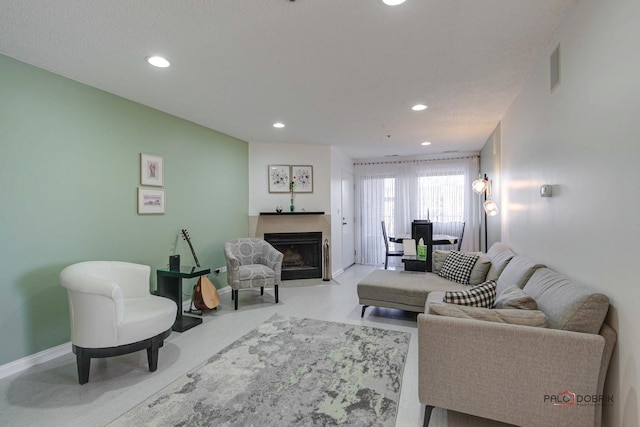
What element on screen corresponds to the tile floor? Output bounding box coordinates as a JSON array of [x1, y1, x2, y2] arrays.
[[0, 265, 509, 426]]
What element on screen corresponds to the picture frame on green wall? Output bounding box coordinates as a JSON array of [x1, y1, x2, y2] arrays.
[[141, 153, 164, 186], [138, 187, 165, 214]]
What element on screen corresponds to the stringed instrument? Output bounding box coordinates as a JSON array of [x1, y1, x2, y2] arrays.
[[181, 229, 220, 310]]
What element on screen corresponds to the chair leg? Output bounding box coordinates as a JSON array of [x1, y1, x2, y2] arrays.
[[231, 290, 234, 300], [147, 335, 162, 372], [361, 305, 369, 318], [275, 285, 279, 303], [385, 255, 389, 270], [261, 286, 264, 296], [234, 289, 238, 310], [75, 347, 91, 385], [423, 405, 434, 427]]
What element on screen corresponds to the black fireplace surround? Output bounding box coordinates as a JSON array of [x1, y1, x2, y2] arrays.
[[264, 232, 322, 280]]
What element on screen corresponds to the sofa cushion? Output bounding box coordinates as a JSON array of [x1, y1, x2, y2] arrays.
[[494, 285, 538, 310], [434, 250, 491, 286], [495, 255, 545, 296], [357, 269, 468, 310], [443, 280, 496, 307], [438, 251, 479, 285], [485, 242, 516, 281], [523, 268, 609, 334], [428, 302, 549, 328]]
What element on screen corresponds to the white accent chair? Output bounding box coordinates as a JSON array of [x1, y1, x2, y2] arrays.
[[59, 261, 177, 384], [224, 238, 283, 310]]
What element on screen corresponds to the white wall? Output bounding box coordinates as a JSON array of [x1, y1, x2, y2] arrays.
[[248, 142, 331, 214], [499, 1, 640, 425]]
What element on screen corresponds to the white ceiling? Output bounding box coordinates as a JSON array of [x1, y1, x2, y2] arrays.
[[0, 0, 575, 160]]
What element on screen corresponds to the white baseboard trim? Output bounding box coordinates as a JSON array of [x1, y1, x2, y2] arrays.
[[1, 287, 233, 381], [0, 342, 71, 380]]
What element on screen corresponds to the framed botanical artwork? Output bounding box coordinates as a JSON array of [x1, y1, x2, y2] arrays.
[[140, 153, 164, 186], [268, 165, 290, 193], [291, 165, 313, 193], [138, 187, 165, 214]]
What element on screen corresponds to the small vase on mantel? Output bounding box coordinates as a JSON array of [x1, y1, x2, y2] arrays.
[[290, 198, 295, 212]]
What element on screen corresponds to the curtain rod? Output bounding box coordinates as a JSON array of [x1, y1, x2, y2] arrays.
[[354, 154, 479, 166]]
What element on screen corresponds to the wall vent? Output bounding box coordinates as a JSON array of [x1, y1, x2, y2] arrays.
[[550, 44, 560, 92]]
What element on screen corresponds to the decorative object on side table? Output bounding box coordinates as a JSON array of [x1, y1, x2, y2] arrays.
[[268, 165, 290, 193]]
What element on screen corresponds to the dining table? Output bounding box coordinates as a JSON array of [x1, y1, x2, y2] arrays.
[[390, 233, 460, 272], [389, 234, 459, 246]]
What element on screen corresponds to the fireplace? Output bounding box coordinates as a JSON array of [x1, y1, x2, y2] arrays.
[[264, 232, 322, 280]]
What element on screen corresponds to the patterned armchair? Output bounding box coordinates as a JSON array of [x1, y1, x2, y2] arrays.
[[224, 238, 283, 310]]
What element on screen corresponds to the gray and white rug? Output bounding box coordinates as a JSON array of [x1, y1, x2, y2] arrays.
[[109, 314, 410, 427]]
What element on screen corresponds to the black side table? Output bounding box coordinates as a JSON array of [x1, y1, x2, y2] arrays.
[[156, 266, 210, 332], [402, 255, 428, 272]]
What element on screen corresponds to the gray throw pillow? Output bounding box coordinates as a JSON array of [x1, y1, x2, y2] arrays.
[[428, 302, 549, 328], [494, 285, 538, 310]]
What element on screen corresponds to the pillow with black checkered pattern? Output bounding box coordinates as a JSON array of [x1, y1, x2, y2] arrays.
[[443, 280, 497, 307], [438, 251, 479, 285]]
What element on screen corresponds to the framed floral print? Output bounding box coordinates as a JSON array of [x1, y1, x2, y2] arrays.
[[268, 165, 290, 193], [291, 165, 313, 193]]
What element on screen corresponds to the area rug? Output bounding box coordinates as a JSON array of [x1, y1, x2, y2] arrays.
[[109, 314, 410, 427]]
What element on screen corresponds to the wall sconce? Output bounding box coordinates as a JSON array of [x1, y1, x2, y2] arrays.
[[540, 185, 553, 197]]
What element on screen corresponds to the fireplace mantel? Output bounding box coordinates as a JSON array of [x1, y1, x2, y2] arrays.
[[259, 211, 325, 216]]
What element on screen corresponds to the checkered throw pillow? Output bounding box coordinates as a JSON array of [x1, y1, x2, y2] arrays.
[[438, 251, 479, 285], [443, 280, 497, 307]]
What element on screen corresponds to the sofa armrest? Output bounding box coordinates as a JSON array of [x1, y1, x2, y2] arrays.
[[418, 314, 606, 427]]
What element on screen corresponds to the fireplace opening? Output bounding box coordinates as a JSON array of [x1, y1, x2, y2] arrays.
[[264, 232, 322, 280]]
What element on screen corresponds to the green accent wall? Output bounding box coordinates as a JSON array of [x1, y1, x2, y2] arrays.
[[0, 54, 248, 365]]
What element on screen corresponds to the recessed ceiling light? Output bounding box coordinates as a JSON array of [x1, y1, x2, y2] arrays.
[[412, 104, 428, 111], [273, 122, 285, 128], [421, 141, 432, 146], [383, 0, 407, 5], [146, 56, 170, 68]]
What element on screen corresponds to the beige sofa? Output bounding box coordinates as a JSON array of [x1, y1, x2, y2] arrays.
[[356, 242, 615, 426], [418, 250, 615, 427]]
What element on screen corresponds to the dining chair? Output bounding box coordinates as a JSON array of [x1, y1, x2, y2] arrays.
[[381, 221, 403, 269]]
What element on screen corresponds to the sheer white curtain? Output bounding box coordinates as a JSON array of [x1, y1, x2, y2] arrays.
[[354, 156, 480, 266]]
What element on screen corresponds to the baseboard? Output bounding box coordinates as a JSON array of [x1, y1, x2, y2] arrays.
[[0, 288, 233, 380], [0, 342, 71, 380]]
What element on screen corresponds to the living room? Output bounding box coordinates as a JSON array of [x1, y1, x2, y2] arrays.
[[1, 1, 639, 426]]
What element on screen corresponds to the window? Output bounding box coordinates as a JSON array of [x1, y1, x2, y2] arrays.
[[355, 156, 479, 265]]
